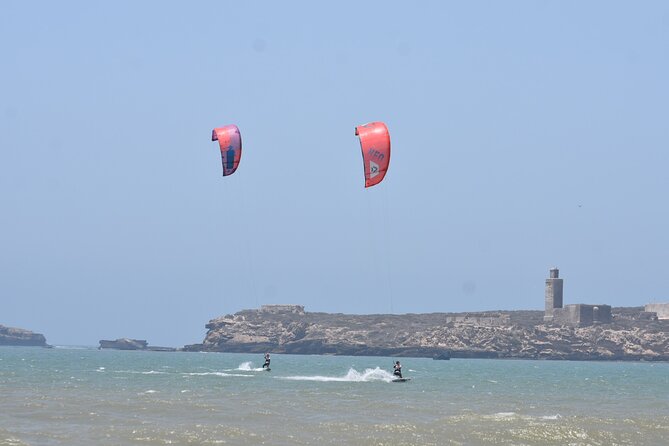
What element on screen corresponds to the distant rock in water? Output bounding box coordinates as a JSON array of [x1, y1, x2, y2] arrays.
[[99, 338, 148, 350], [99, 338, 176, 352], [184, 305, 669, 361], [0, 324, 48, 347]]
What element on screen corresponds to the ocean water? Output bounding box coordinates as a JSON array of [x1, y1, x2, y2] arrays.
[[0, 347, 667, 445]]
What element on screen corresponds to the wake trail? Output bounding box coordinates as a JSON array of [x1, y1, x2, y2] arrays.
[[235, 361, 265, 372], [280, 367, 396, 383]]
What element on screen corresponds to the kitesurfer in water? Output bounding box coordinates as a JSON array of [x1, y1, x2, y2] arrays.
[[393, 361, 402, 378], [262, 352, 271, 369]]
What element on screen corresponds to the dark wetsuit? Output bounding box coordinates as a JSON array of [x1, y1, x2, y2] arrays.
[[393, 364, 402, 378], [262, 354, 271, 369]]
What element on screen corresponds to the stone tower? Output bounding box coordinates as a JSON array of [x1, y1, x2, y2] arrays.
[[544, 267, 563, 322]]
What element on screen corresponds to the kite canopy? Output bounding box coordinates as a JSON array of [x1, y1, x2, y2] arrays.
[[355, 122, 390, 188], [211, 125, 242, 176]]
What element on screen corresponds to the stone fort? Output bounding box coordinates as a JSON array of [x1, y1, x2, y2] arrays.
[[544, 267, 612, 326], [252, 274, 669, 328]]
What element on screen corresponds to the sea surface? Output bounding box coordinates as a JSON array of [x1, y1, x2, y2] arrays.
[[1, 347, 667, 445]]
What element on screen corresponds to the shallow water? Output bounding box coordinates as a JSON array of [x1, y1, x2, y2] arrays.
[[1, 347, 667, 445]]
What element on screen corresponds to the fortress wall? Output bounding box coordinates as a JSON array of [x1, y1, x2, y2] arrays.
[[553, 304, 611, 326], [553, 306, 579, 326], [593, 305, 612, 323], [645, 303, 669, 320]]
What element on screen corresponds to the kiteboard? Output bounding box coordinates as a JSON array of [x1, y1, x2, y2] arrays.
[[392, 378, 410, 383], [264, 368, 271, 372]]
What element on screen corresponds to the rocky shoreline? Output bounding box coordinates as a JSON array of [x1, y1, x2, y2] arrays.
[[4, 305, 668, 361], [0, 324, 49, 347], [184, 305, 669, 361]]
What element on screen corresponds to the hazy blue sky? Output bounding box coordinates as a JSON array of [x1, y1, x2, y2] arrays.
[[2, 1, 668, 346]]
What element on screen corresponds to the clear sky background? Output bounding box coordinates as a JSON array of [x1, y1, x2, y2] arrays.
[[2, 1, 668, 346]]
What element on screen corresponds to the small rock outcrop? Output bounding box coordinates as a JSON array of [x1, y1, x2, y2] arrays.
[[0, 324, 49, 347], [99, 338, 175, 351], [184, 305, 669, 361], [99, 338, 148, 350]]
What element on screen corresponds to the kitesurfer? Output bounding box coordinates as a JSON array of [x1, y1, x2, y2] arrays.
[[262, 352, 271, 369], [393, 361, 402, 378]]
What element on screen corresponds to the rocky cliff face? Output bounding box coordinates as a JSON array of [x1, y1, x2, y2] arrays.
[[185, 306, 669, 361], [0, 324, 48, 347]]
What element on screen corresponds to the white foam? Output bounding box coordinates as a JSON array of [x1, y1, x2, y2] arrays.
[[493, 412, 517, 419], [53, 345, 89, 350], [540, 414, 562, 420], [237, 361, 253, 370], [183, 372, 253, 378], [113, 370, 163, 375], [488, 412, 562, 421], [236, 362, 264, 372], [281, 367, 395, 383]]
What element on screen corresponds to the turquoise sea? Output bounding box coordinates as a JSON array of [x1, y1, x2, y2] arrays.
[[1, 347, 668, 445]]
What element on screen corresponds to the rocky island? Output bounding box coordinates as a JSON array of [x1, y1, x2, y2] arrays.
[[0, 324, 49, 347], [185, 268, 669, 361], [184, 303, 669, 361], [99, 338, 176, 351]]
